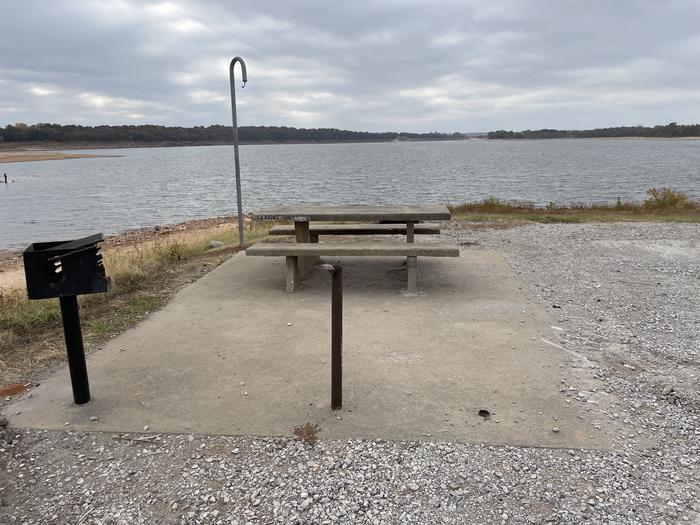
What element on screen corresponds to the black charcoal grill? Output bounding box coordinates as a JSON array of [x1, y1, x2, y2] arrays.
[[23, 233, 111, 404]]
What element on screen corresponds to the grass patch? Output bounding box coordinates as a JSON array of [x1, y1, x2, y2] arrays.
[[0, 222, 272, 386], [449, 188, 700, 223]]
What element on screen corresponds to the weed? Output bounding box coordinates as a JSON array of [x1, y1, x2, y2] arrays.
[[644, 187, 693, 210], [293, 422, 320, 446], [166, 241, 186, 262]]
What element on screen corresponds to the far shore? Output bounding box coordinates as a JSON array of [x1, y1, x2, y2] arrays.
[[3, 135, 700, 156], [0, 137, 470, 154], [487, 136, 700, 142]]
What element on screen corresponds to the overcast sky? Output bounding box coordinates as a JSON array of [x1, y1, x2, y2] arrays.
[[2, 0, 700, 132]]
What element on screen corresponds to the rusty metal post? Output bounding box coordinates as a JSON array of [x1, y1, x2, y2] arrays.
[[326, 264, 343, 409], [320, 263, 343, 409]]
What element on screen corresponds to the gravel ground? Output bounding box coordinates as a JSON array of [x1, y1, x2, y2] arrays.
[[1, 221, 698, 524]]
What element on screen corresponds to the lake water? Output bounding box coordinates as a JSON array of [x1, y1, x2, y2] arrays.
[[1, 139, 699, 250]]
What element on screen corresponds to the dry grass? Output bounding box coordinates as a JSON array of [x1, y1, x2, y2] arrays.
[[0, 222, 272, 386], [449, 188, 699, 223]]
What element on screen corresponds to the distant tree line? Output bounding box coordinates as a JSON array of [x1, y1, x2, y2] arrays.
[[0, 123, 466, 145], [487, 122, 700, 139]]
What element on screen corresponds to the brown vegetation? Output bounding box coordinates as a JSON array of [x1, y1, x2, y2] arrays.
[[293, 423, 321, 446], [449, 188, 699, 223]]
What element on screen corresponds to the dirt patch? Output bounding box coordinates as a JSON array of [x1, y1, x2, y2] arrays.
[[0, 382, 27, 396]]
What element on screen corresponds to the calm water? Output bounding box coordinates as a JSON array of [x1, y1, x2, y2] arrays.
[[1, 139, 699, 250]]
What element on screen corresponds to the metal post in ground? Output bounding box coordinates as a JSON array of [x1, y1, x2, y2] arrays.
[[322, 264, 343, 409], [229, 56, 248, 247], [58, 295, 91, 404]]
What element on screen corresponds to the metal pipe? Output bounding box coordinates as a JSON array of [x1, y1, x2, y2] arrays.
[[58, 295, 91, 404], [330, 265, 343, 409], [229, 56, 248, 248]]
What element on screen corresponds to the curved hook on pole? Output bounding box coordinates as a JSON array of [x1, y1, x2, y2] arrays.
[[229, 56, 248, 247], [230, 56, 247, 88]]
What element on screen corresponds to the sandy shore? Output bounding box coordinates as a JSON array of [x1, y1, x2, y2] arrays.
[[0, 215, 241, 291], [0, 150, 120, 164]]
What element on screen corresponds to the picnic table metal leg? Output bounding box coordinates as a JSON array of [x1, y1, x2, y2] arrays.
[[309, 232, 321, 268], [406, 256, 417, 292], [285, 256, 299, 293]]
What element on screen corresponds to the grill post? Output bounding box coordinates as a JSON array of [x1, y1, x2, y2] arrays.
[[59, 295, 91, 404], [330, 265, 343, 409]]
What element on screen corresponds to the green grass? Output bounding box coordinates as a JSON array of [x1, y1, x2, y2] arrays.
[[0, 293, 61, 336], [449, 188, 700, 223]]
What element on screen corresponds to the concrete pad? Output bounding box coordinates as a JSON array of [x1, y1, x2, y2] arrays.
[[9, 250, 628, 448]]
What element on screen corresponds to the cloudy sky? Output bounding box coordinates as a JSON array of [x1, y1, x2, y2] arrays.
[[2, 0, 700, 132]]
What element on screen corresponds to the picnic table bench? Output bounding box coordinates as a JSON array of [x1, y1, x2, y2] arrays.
[[247, 205, 458, 292], [268, 223, 441, 242], [246, 241, 459, 292]]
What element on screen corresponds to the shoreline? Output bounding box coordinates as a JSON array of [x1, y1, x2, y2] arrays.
[[2, 135, 700, 154], [2, 203, 697, 287], [0, 137, 472, 153]]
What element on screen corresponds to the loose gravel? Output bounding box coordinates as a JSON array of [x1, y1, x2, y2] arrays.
[[1, 222, 698, 524]]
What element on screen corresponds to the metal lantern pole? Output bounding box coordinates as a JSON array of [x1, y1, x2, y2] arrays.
[[229, 56, 248, 247]]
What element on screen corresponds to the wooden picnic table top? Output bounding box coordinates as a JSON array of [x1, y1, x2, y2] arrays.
[[252, 205, 451, 222]]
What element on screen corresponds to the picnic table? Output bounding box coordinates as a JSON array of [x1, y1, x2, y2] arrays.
[[247, 205, 458, 292], [253, 204, 451, 242]]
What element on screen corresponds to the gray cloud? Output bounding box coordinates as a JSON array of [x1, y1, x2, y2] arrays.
[[1, 0, 699, 132]]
